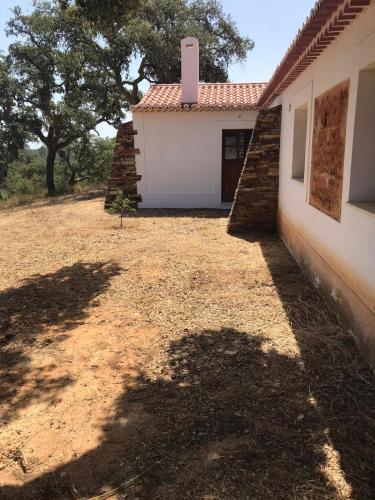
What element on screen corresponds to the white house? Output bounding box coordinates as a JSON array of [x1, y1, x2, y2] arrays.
[[106, 0, 374, 362], [131, 38, 266, 208]]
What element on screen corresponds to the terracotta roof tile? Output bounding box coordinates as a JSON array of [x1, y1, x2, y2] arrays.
[[132, 82, 268, 112]]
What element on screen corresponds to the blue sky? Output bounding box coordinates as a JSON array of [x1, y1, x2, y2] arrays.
[[0, 0, 316, 137]]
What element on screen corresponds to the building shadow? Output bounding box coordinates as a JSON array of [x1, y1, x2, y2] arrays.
[[238, 232, 375, 498], [2, 323, 374, 499], [0, 261, 122, 423], [127, 209, 230, 219]]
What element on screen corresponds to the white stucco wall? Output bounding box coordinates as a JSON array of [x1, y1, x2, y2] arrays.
[[133, 110, 258, 208], [275, 4, 375, 317]]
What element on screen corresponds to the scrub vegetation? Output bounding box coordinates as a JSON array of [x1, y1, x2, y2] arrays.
[[0, 138, 114, 208]]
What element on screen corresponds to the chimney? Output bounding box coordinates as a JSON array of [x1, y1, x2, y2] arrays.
[[181, 37, 199, 104]]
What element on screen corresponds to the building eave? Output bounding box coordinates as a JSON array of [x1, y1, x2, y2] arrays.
[[258, 0, 371, 108]]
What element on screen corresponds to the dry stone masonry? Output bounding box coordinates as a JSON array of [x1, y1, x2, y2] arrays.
[[228, 106, 282, 233], [104, 121, 141, 210]]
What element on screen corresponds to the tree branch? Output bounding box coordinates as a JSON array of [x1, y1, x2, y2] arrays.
[[32, 127, 48, 145], [57, 116, 107, 150]]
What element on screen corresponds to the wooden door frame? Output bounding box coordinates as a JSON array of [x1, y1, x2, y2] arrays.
[[221, 129, 252, 203]]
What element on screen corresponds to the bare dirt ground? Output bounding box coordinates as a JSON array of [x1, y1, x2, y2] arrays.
[[0, 191, 374, 500]]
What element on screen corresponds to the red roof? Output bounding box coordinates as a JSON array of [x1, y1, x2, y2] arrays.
[[259, 0, 371, 108], [132, 83, 268, 112]]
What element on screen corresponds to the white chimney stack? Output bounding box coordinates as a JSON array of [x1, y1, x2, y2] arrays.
[[181, 37, 199, 104]]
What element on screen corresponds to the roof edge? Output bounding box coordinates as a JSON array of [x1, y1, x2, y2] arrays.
[[145, 82, 269, 86], [259, 0, 371, 108], [131, 104, 262, 113], [131, 82, 268, 113]]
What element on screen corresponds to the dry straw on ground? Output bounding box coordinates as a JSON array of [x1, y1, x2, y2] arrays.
[[0, 191, 374, 499]]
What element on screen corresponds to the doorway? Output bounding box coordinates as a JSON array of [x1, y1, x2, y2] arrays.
[[222, 129, 252, 202]]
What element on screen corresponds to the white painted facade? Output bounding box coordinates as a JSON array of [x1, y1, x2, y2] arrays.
[[133, 110, 257, 208], [274, 4, 375, 349]]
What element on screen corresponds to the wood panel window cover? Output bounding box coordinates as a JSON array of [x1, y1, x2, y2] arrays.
[[309, 80, 350, 221]]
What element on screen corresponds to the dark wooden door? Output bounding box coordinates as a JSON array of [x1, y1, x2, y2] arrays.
[[222, 129, 252, 202]]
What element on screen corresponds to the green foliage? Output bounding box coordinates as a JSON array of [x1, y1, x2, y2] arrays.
[[0, 136, 114, 205], [108, 191, 136, 227], [0, 56, 29, 183], [108, 191, 136, 215], [6, 1, 123, 193], [67, 0, 140, 24], [67, 0, 254, 103], [58, 136, 115, 185], [137, 0, 254, 84], [4, 149, 45, 195]]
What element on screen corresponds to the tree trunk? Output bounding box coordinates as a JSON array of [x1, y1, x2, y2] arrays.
[[0, 163, 8, 184], [68, 167, 77, 186], [46, 146, 57, 195]]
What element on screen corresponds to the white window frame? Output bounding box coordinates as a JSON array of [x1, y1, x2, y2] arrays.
[[289, 82, 313, 199], [348, 61, 375, 206], [291, 103, 309, 182]]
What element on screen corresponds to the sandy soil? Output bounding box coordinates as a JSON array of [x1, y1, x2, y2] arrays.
[[0, 191, 374, 499]]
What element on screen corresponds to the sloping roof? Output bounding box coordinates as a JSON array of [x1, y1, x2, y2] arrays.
[[259, 0, 371, 108], [131, 83, 268, 112]]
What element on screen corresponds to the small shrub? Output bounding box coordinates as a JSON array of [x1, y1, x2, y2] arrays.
[[108, 191, 136, 227]]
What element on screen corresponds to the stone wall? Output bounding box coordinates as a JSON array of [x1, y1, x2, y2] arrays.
[[104, 121, 141, 210], [228, 106, 282, 233]]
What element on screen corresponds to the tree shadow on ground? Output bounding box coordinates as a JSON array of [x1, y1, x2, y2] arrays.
[[42, 190, 106, 207], [0, 261, 121, 423], [2, 322, 374, 499]]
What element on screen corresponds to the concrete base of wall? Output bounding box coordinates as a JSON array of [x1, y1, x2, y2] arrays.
[[279, 212, 375, 367]]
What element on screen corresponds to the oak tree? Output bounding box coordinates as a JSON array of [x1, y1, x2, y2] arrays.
[[6, 2, 124, 194], [69, 0, 254, 104], [0, 57, 28, 183]]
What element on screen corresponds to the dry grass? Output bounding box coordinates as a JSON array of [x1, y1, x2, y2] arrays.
[[0, 184, 104, 210], [0, 191, 374, 499]]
